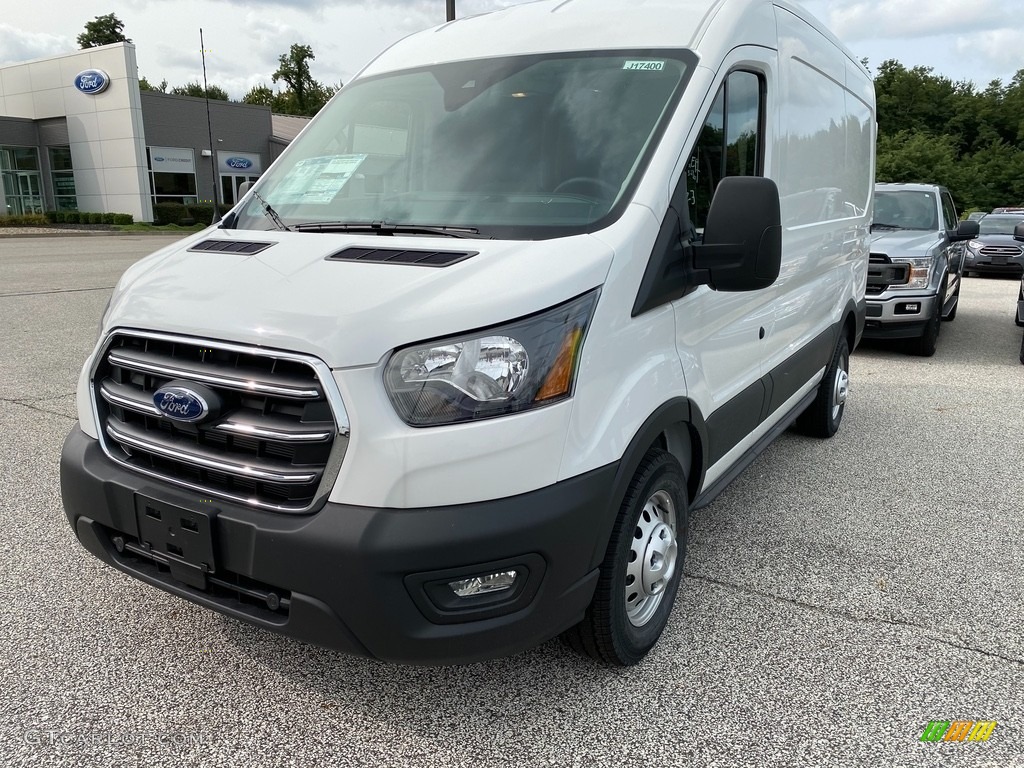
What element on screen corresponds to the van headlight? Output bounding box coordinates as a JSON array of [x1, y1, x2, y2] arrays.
[[898, 256, 933, 290], [384, 290, 598, 426]]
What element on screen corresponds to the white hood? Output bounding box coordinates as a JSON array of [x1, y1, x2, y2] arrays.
[[104, 228, 614, 368]]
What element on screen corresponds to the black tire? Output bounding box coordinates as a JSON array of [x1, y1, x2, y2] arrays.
[[909, 279, 945, 357], [563, 448, 687, 666], [796, 334, 850, 438], [1019, 332, 1024, 365]]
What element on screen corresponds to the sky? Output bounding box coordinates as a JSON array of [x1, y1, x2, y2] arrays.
[[1, 0, 1022, 100]]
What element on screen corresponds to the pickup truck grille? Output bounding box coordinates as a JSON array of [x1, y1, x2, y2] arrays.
[[93, 332, 348, 513], [866, 253, 910, 295]]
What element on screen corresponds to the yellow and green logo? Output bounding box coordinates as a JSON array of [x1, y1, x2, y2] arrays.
[[920, 721, 996, 742]]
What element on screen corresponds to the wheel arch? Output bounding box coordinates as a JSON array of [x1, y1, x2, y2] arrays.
[[588, 398, 707, 570]]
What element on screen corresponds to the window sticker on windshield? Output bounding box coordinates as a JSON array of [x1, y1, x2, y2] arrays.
[[273, 154, 367, 204], [623, 60, 666, 71]]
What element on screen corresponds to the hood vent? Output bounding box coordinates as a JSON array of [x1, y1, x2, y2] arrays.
[[327, 246, 476, 267], [188, 239, 275, 255]]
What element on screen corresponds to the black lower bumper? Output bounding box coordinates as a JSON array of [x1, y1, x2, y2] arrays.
[[862, 318, 929, 340], [60, 426, 618, 665]]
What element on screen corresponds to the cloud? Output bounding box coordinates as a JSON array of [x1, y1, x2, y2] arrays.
[[0, 24, 74, 66], [955, 29, 1024, 81], [824, 0, 1007, 41]]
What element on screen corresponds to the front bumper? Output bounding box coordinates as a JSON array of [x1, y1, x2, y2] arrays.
[[863, 292, 938, 339], [60, 425, 618, 665], [965, 254, 1024, 276]]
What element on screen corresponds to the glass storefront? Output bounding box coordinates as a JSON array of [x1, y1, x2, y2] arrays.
[[148, 146, 198, 206], [1, 146, 44, 215], [49, 146, 77, 211]]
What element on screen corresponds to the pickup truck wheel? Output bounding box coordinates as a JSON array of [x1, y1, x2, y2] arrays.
[[563, 448, 687, 666], [1020, 332, 1024, 365], [796, 335, 849, 438], [909, 279, 945, 357]]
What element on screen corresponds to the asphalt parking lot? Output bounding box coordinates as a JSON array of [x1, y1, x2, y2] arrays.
[[1, 234, 1022, 768]]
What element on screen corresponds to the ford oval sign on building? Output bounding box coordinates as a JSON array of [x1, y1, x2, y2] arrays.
[[73, 69, 111, 95], [226, 157, 253, 170]]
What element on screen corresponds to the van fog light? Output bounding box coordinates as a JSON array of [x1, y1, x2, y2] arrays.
[[449, 570, 518, 598]]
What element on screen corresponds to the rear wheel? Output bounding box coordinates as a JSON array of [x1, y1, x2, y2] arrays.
[[563, 448, 687, 666], [796, 334, 850, 438], [1020, 332, 1024, 365]]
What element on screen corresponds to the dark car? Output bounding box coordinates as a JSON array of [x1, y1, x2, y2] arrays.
[[964, 214, 1024, 277]]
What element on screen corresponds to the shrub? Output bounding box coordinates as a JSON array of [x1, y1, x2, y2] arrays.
[[44, 211, 59, 223], [153, 202, 189, 226], [0, 214, 48, 226], [63, 211, 80, 224], [187, 204, 214, 224], [87, 212, 103, 224], [112, 213, 134, 225]]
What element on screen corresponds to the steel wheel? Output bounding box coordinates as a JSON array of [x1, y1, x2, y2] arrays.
[[831, 358, 850, 424], [625, 489, 679, 627], [562, 447, 688, 666]]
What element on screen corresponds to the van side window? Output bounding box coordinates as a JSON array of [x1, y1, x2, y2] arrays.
[[685, 71, 764, 231]]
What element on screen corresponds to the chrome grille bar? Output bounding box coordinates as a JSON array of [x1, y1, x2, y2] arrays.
[[108, 349, 321, 399], [106, 422, 320, 484]]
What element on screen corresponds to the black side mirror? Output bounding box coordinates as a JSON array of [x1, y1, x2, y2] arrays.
[[1015, 222, 1024, 243], [692, 176, 782, 291], [950, 219, 979, 241]]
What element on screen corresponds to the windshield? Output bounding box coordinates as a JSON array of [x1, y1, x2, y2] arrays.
[[232, 51, 693, 238], [872, 190, 939, 230], [979, 215, 1024, 235]]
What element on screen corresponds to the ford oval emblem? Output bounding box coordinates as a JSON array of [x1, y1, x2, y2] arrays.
[[74, 69, 111, 95], [226, 157, 253, 169], [153, 385, 210, 422]]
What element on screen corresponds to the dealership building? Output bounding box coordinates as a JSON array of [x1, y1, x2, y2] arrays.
[[0, 42, 306, 221]]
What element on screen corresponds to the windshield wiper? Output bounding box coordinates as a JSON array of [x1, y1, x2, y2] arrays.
[[870, 222, 904, 231], [291, 221, 480, 238], [252, 190, 291, 232]]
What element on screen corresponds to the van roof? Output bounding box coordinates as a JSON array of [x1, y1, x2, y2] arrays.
[[359, 0, 851, 78]]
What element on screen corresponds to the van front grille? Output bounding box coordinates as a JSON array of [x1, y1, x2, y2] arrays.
[[93, 332, 349, 513]]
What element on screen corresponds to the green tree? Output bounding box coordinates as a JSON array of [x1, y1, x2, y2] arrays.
[[169, 81, 230, 101], [138, 77, 167, 93], [271, 44, 338, 116], [77, 13, 131, 48], [242, 84, 275, 107]]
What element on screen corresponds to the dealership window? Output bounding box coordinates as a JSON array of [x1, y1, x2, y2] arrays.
[[216, 151, 263, 206], [49, 146, 78, 211], [0, 146, 44, 216], [147, 146, 198, 207]]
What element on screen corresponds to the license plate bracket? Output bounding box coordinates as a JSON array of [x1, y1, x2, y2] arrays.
[[135, 496, 216, 589]]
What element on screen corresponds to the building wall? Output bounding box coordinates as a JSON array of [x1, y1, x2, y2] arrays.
[[0, 42, 151, 221], [140, 93, 272, 208]]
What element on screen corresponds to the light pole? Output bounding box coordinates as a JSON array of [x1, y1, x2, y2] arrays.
[[200, 28, 219, 225]]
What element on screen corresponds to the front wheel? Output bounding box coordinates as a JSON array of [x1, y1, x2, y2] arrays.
[[563, 448, 687, 666], [909, 280, 946, 357], [796, 334, 850, 438]]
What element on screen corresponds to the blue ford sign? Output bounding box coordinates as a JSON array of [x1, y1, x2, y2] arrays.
[[153, 385, 210, 423], [226, 157, 253, 170], [74, 69, 111, 95]]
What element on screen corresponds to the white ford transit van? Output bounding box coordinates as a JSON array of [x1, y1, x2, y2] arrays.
[[61, 0, 875, 666]]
